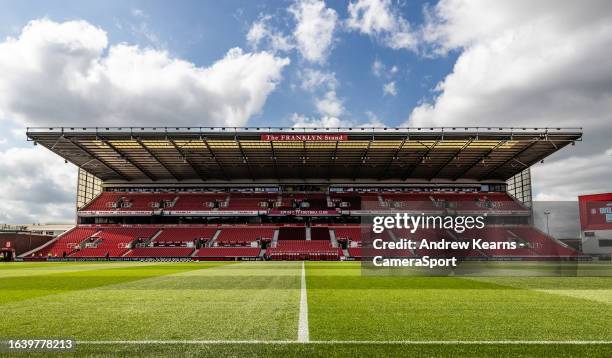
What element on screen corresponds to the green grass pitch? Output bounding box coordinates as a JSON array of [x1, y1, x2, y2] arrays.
[[0, 261, 610, 357]]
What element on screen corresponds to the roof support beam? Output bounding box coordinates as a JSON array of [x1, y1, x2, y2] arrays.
[[377, 135, 408, 180], [63, 137, 131, 181], [352, 137, 373, 180], [452, 139, 507, 180], [326, 140, 339, 180], [235, 137, 255, 181], [301, 140, 307, 180], [136, 139, 182, 181], [270, 141, 280, 181], [401, 140, 439, 180], [478, 139, 540, 180], [202, 137, 229, 180], [100, 138, 157, 181], [169, 139, 208, 180], [428, 138, 474, 180]]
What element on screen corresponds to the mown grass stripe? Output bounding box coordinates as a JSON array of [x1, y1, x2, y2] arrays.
[[74, 340, 612, 345], [0, 263, 225, 306]]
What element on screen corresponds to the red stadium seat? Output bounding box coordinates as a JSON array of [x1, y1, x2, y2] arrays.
[[70, 227, 159, 258]]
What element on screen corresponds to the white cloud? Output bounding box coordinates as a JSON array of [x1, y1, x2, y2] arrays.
[[372, 59, 385, 77], [372, 60, 399, 78], [383, 81, 397, 96], [0, 147, 77, 223], [247, 15, 294, 53], [0, 18, 291, 223], [315, 90, 344, 117], [291, 113, 345, 128], [290, 0, 338, 63], [130, 9, 148, 18], [532, 149, 612, 201], [129, 20, 164, 48], [372, 60, 399, 96], [299, 68, 338, 91], [247, 18, 269, 47], [346, 0, 418, 51], [290, 112, 386, 129], [0, 19, 290, 128], [408, 0, 612, 199]]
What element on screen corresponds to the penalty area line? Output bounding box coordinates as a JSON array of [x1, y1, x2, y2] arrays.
[[75, 340, 612, 345]]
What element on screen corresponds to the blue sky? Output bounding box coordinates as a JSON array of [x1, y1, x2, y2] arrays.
[[0, 0, 610, 223], [0, 0, 456, 129]]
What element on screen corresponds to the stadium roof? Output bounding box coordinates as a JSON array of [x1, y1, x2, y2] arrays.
[[26, 127, 582, 183]]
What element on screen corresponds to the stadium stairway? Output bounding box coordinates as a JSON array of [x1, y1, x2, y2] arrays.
[[271, 229, 279, 247], [377, 194, 385, 207], [389, 229, 418, 256], [505, 230, 540, 256], [305, 226, 311, 241], [508, 226, 581, 257], [142, 229, 163, 246], [29, 228, 104, 259], [206, 229, 222, 247], [329, 229, 339, 248], [79, 237, 102, 250], [387, 229, 401, 244]]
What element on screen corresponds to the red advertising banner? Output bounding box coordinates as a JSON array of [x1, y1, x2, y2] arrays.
[[260, 133, 348, 141], [579, 193, 612, 230]]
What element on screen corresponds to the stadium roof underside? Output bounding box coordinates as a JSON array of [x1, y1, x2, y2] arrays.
[[26, 127, 582, 184]]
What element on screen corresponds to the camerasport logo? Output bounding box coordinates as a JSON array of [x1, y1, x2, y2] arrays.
[[260, 134, 348, 141]]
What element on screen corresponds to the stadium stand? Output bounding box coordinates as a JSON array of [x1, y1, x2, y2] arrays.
[[225, 194, 276, 210], [81, 192, 177, 211], [329, 193, 362, 210], [23, 127, 588, 261], [509, 227, 581, 257], [277, 227, 306, 241], [310, 227, 330, 240], [453, 228, 530, 257], [346, 247, 361, 259], [70, 227, 159, 258], [215, 226, 275, 246], [381, 193, 438, 211], [433, 192, 527, 212], [172, 193, 228, 211], [332, 226, 362, 244], [33, 227, 99, 258], [153, 227, 217, 245]]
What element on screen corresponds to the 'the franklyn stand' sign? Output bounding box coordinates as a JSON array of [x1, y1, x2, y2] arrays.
[[260, 133, 348, 141]]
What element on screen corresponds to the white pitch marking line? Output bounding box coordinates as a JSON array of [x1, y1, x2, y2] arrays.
[[298, 261, 310, 343], [75, 340, 612, 345]]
